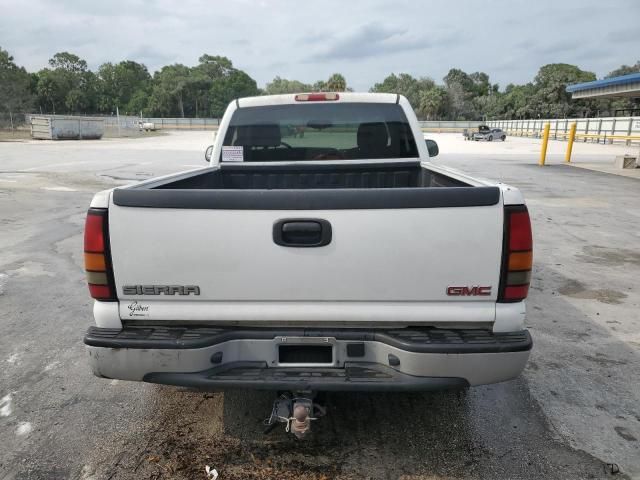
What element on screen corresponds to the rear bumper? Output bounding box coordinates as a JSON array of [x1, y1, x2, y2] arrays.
[[85, 326, 532, 391]]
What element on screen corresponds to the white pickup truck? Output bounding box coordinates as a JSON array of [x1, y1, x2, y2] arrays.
[[83, 92, 532, 433]]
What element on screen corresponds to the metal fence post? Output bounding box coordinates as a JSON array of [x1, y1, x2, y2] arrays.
[[610, 118, 616, 144], [584, 118, 589, 142]]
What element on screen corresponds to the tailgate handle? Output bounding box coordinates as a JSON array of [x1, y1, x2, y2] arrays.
[[273, 219, 332, 247]]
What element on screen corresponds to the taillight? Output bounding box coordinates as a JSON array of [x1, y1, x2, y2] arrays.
[[294, 93, 339, 102], [84, 208, 116, 301], [499, 206, 533, 302]]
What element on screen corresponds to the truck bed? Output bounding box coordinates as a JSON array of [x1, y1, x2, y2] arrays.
[[153, 162, 467, 190], [112, 162, 500, 210]]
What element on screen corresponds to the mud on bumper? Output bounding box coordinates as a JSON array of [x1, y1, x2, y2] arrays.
[[85, 326, 532, 391]]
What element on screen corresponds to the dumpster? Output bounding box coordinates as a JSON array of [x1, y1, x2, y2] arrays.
[[30, 116, 104, 140]]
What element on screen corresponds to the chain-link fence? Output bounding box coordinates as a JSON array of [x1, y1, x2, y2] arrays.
[[0, 112, 28, 129], [1, 113, 222, 140], [24, 114, 220, 131], [5, 112, 639, 146], [418, 120, 484, 133], [0, 112, 30, 140]]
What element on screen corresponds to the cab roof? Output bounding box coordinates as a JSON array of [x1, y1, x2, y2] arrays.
[[237, 92, 400, 108]]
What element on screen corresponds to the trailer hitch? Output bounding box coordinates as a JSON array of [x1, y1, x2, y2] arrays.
[[263, 392, 327, 439]]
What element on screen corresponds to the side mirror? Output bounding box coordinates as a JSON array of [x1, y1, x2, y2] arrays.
[[425, 139, 439, 157], [204, 145, 213, 162]]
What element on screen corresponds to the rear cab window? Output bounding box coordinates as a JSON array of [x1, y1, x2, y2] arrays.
[[222, 103, 418, 162]]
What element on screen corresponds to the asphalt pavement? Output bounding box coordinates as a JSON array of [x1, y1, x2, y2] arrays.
[[0, 132, 638, 479]]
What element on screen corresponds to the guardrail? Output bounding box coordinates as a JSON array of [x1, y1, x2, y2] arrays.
[[531, 120, 640, 165], [488, 117, 640, 145], [498, 129, 640, 142]]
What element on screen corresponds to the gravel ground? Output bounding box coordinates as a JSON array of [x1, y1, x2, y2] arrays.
[[0, 132, 638, 479]]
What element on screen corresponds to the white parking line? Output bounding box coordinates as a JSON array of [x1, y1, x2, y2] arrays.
[[16, 422, 33, 436], [21, 161, 91, 172], [42, 186, 77, 192], [0, 394, 12, 417]]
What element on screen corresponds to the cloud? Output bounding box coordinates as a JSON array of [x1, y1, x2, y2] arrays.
[[606, 26, 640, 43], [527, 40, 583, 55], [310, 23, 431, 61], [125, 46, 177, 69], [0, 0, 638, 90]]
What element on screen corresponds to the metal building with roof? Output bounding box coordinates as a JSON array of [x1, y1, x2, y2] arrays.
[[566, 72, 640, 99]]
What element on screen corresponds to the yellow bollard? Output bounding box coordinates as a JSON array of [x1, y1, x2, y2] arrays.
[[539, 123, 551, 166], [565, 122, 577, 163]]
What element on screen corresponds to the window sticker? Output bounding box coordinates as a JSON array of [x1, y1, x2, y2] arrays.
[[222, 146, 244, 162]]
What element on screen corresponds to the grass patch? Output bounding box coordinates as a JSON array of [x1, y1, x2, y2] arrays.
[[0, 129, 31, 141], [103, 128, 168, 139]]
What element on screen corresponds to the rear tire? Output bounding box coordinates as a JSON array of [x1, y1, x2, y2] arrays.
[[501, 135, 506, 141], [488, 135, 493, 142]]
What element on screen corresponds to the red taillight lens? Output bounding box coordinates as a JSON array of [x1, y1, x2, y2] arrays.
[[504, 285, 530, 300], [84, 208, 116, 301], [508, 211, 532, 251], [84, 214, 105, 252], [499, 206, 533, 303], [88, 284, 113, 300]]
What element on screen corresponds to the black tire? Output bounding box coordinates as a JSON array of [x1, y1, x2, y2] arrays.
[[501, 135, 506, 141], [488, 135, 493, 142]]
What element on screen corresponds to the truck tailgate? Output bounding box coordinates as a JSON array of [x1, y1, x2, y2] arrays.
[[108, 196, 503, 326]]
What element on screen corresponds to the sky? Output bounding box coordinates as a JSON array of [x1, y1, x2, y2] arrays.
[[1, 0, 639, 91]]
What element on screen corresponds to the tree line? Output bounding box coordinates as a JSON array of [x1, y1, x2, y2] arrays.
[[1, 46, 638, 120], [369, 63, 639, 120]]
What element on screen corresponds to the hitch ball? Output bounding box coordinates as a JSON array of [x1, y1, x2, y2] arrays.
[[291, 404, 311, 439]]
